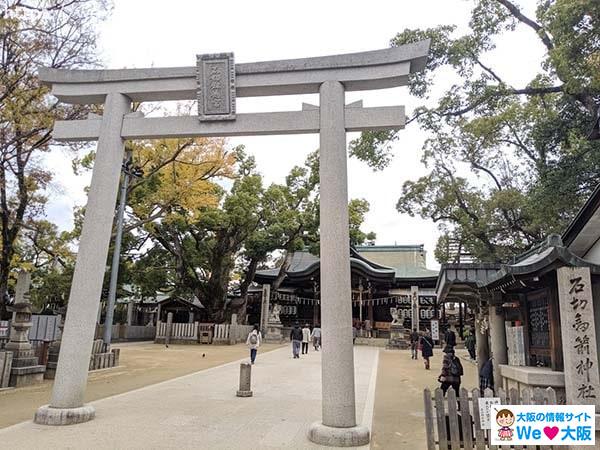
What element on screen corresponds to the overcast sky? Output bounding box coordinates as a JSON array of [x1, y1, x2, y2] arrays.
[[43, 0, 544, 269]]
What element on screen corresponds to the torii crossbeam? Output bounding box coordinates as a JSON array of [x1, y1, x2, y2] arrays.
[[34, 41, 430, 447]]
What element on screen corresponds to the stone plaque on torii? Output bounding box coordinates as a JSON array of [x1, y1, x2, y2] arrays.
[[34, 41, 430, 445]]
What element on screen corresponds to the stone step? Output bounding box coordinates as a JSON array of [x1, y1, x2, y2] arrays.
[[12, 356, 39, 367]]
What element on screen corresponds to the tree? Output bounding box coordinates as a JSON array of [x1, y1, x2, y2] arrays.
[[349, 198, 376, 247], [0, 0, 109, 317], [350, 0, 600, 262]]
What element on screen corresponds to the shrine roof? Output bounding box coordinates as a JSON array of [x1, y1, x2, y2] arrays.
[[483, 234, 600, 291], [254, 244, 438, 286], [435, 262, 501, 303]]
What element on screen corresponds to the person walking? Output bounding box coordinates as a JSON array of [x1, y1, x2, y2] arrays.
[[352, 324, 358, 344], [290, 322, 303, 358], [439, 347, 463, 395], [311, 323, 321, 351], [246, 325, 262, 365], [410, 328, 420, 360], [420, 330, 434, 370], [444, 327, 457, 353], [301, 324, 311, 355], [465, 328, 476, 360], [364, 319, 372, 338]]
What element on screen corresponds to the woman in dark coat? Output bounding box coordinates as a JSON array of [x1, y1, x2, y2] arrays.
[[420, 330, 434, 370], [439, 348, 463, 395]]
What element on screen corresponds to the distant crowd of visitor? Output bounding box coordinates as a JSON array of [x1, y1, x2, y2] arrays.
[[245, 321, 494, 397], [245, 322, 322, 363], [408, 326, 493, 396]]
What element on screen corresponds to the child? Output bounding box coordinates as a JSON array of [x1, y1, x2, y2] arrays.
[[246, 325, 262, 364]]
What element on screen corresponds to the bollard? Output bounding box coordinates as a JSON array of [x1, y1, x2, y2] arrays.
[[165, 312, 173, 347], [236, 362, 252, 397]]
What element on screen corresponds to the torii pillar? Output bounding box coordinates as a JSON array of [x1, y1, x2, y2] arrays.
[[307, 80, 369, 445], [33, 43, 430, 446]]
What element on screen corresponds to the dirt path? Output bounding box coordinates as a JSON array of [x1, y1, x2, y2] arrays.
[[0, 342, 283, 429], [371, 349, 478, 450]]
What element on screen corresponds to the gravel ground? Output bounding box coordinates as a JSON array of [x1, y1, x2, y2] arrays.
[[0, 342, 283, 429]]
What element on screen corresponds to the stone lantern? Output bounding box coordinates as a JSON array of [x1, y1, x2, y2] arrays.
[[6, 271, 45, 387]]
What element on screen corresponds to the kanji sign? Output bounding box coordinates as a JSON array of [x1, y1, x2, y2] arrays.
[[557, 267, 600, 409]]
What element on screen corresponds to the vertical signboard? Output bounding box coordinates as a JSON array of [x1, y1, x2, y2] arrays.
[[557, 266, 600, 410]]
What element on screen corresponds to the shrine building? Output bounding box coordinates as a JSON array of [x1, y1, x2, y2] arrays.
[[251, 244, 446, 336]]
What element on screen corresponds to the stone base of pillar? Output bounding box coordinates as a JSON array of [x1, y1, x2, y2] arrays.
[[386, 324, 409, 349], [264, 322, 284, 343], [34, 404, 95, 426], [308, 422, 370, 447], [44, 364, 57, 380], [236, 389, 253, 397], [9, 365, 45, 387]]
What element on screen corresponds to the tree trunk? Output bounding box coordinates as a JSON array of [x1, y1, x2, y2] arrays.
[[237, 257, 260, 324], [272, 250, 294, 293], [205, 235, 235, 323]]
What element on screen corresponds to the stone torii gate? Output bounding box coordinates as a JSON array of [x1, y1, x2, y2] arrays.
[[34, 41, 429, 446]]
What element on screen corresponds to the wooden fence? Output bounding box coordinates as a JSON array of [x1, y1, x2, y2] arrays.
[[156, 321, 198, 342], [155, 322, 252, 344], [96, 324, 156, 341], [212, 324, 230, 343], [423, 386, 557, 450]]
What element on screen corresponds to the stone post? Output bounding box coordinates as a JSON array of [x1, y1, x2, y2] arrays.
[[126, 301, 134, 326], [489, 304, 508, 391], [260, 284, 270, 334], [236, 362, 252, 397], [411, 286, 419, 332], [308, 81, 369, 447], [557, 267, 600, 413], [165, 312, 173, 347], [35, 93, 130, 426], [0, 351, 13, 388]]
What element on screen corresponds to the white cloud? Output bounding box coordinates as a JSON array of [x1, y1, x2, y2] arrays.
[[44, 0, 546, 270]]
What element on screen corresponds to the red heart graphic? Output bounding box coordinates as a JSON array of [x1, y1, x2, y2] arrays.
[[544, 426, 559, 440]]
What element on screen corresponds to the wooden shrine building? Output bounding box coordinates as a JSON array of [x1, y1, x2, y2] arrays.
[[436, 184, 600, 424], [252, 244, 440, 336]]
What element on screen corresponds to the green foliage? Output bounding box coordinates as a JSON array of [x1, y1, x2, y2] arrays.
[[349, 199, 376, 246], [355, 0, 600, 262], [0, 0, 109, 317]]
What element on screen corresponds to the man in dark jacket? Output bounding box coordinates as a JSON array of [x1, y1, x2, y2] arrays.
[[420, 330, 434, 370], [444, 328, 457, 353], [410, 328, 420, 360], [290, 322, 303, 358]]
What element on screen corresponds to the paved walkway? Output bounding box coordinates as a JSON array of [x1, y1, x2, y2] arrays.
[[0, 345, 379, 449]]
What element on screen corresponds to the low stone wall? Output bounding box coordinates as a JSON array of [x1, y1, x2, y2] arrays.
[[89, 348, 120, 371]]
